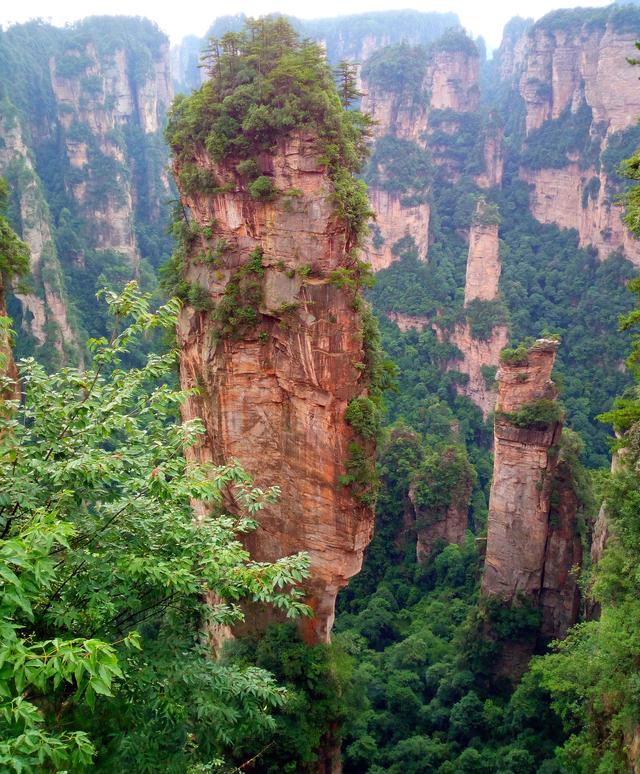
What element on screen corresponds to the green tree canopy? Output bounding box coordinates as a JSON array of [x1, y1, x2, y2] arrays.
[[0, 283, 310, 772]]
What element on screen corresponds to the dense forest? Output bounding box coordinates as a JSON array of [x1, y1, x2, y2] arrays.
[[1, 7, 640, 774]]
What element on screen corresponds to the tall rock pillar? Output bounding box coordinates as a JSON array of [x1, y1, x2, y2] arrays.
[[482, 340, 563, 602], [447, 200, 508, 417], [173, 131, 377, 644], [481, 339, 582, 641]]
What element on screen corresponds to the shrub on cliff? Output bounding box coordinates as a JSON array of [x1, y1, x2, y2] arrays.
[[165, 16, 373, 246], [0, 283, 310, 772], [499, 398, 564, 431]]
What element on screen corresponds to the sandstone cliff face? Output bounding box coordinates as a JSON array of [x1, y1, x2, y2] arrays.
[[482, 340, 581, 638], [475, 126, 504, 189], [175, 134, 375, 643], [0, 19, 173, 361], [506, 25, 640, 135], [49, 39, 172, 265], [464, 221, 501, 305], [361, 43, 480, 269], [0, 111, 79, 361], [504, 19, 640, 263], [448, 324, 509, 418], [363, 189, 429, 271], [520, 164, 640, 264], [482, 340, 563, 602], [446, 210, 507, 417]]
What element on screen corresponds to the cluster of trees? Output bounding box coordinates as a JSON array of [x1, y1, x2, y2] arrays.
[[0, 283, 312, 771]]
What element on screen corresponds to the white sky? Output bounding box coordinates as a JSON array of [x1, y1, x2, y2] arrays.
[[1, 0, 611, 51]]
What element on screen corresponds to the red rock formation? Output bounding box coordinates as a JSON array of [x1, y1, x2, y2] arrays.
[[482, 340, 564, 602], [448, 324, 509, 418], [445, 202, 508, 417], [174, 133, 375, 643], [49, 41, 172, 266], [360, 40, 480, 269], [363, 189, 429, 271], [475, 125, 504, 189], [385, 312, 430, 332], [520, 164, 640, 264]]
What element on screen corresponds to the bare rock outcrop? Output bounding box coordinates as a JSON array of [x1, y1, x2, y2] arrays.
[[482, 339, 582, 639], [448, 324, 509, 418], [482, 340, 563, 602], [520, 164, 640, 264], [174, 134, 376, 643], [363, 189, 429, 271], [0, 112, 79, 361], [446, 201, 507, 417], [464, 218, 501, 306], [360, 37, 481, 269], [49, 39, 172, 266]]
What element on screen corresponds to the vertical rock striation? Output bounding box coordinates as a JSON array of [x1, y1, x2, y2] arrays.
[[463, 216, 501, 306], [360, 33, 482, 269], [500, 10, 640, 263], [482, 340, 562, 601], [0, 18, 173, 361], [174, 133, 376, 643], [482, 339, 581, 639], [446, 200, 508, 417], [0, 109, 79, 362]]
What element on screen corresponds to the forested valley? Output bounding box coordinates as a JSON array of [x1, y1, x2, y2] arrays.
[[2, 6, 640, 773]]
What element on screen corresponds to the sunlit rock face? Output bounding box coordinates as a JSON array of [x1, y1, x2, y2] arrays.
[[174, 133, 376, 643]]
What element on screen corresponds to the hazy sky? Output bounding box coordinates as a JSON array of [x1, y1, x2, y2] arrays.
[[1, 0, 612, 50]]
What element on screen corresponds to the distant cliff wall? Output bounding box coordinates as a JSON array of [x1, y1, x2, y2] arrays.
[[499, 10, 640, 263]]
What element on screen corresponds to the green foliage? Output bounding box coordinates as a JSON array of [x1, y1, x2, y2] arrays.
[[0, 178, 30, 281], [472, 199, 501, 227], [364, 135, 433, 206], [165, 17, 373, 246], [249, 174, 277, 200], [533, 4, 640, 35], [213, 246, 265, 338], [361, 43, 430, 97], [500, 343, 530, 365], [411, 445, 476, 525], [340, 442, 379, 507], [225, 624, 355, 772], [177, 161, 220, 195], [520, 103, 601, 170], [465, 299, 508, 341], [345, 396, 383, 440], [0, 283, 310, 771], [499, 398, 564, 431]]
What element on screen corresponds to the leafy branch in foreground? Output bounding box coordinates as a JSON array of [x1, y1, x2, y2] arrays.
[[0, 281, 310, 772]]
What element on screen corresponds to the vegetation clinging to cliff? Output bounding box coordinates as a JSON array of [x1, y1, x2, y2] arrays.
[[165, 17, 373, 245]]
